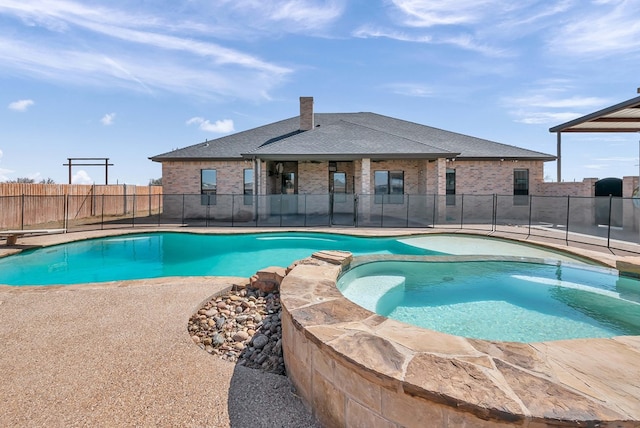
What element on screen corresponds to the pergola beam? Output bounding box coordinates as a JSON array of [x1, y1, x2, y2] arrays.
[[550, 89, 640, 182], [593, 118, 640, 122], [63, 158, 114, 185], [558, 128, 640, 133]]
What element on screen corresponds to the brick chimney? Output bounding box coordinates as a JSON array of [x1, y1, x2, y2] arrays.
[[299, 96, 314, 131]]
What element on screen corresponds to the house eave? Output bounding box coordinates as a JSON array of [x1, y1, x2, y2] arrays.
[[455, 156, 556, 162], [149, 156, 243, 163], [241, 152, 458, 161]]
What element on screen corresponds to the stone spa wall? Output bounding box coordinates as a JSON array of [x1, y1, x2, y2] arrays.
[[279, 252, 640, 427]]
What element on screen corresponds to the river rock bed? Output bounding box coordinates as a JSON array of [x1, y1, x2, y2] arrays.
[[188, 282, 286, 375]]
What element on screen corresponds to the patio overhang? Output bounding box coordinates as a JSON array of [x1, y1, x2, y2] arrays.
[[549, 88, 640, 182]]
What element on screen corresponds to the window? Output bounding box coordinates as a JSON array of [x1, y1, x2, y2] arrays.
[[374, 171, 404, 203], [333, 172, 346, 194], [446, 168, 456, 206], [201, 169, 216, 205], [243, 169, 253, 205], [332, 172, 347, 203], [281, 172, 296, 194], [513, 169, 529, 205]]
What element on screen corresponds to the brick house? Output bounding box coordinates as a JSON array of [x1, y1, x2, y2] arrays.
[[150, 97, 555, 223]]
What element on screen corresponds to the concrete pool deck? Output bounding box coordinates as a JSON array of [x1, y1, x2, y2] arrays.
[[0, 227, 639, 427], [0, 276, 320, 427]]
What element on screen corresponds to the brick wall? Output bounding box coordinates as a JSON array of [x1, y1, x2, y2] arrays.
[[539, 178, 596, 197], [298, 161, 328, 194], [369, 159, 421, 194], [447, 159, 545, 195], [161, 158, 573, 198], [162, 160, 250, 194]]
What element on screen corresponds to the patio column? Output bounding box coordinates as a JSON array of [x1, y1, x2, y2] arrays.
[[557, 132, 562, 183], [361, 158, 371, 194], [361, 158, 371, 221], [435, 158, 447, 195]]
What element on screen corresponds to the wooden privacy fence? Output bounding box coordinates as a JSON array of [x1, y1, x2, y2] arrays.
[[0, 184, 163, 229]]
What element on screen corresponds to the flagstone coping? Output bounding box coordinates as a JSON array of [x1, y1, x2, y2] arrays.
[[280, 251, 640, 427]]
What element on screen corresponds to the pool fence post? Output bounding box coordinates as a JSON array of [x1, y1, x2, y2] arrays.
[[432, 194, 436, 228], [91, 184, 95, 217], [304, 194, 308, 227], [132, 191, 136, 227], [61, 194, 66, 231], [380, 195, 384, 228], [206, 196, 210, 227], [157, 193, 161, 226], [255, 195, 259, 228], [460, 194, 464, 229], [279, 195, 283, 227], [406, 194, 410, 228], [232, 194, 235, 227], [492, 194, 497, 232], [20, 193, 25, 230], [181, 194, 185, 226], [354, 194, 358, 227], [101, 193, 105, 230], [607, 194, 613, 248], [64, 194, 69, 232], [565, 195, 570, 244], [528, 195, 533, 237]]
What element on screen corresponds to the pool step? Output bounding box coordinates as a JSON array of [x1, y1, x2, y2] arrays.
[[341, 275, 405, 314]]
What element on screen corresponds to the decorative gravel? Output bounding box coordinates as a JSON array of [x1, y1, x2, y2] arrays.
[[188, 283, 286, 375]]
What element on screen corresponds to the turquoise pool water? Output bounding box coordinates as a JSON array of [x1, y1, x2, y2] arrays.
[[0, 232, 443, 286], [337, 260, 640, 342]]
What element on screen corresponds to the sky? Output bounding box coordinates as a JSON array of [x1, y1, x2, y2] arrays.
[[1, 0, 639, 186]]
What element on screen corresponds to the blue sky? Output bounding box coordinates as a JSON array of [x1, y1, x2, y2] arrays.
[[1, 0, 639, 185]]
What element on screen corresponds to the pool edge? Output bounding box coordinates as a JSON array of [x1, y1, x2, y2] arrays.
[[280, 251, 640, 427]]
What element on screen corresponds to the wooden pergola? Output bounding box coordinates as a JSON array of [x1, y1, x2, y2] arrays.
[[63, 158, 114, 185], [549, 88, 640, 182]]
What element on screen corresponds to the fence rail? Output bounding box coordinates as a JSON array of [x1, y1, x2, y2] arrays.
[[2, 192, 639, 253]]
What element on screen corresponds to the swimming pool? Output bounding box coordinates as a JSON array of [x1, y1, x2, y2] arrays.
[[337, 259, 640, 342], [0, 232, 429, 285], [0, 231, 591, 286]]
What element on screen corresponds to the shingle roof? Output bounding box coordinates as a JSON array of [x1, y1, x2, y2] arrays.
[[150, 112, 554, 162]]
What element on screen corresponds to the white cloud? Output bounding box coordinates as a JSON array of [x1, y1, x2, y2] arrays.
[[505, 95, 610, 110], [594, 157, 637, 162], [384, 82, 434, 98], [503, 87, 615, 125], [8, 99, 34, 111], [0, 36, 289, 99], [512, 111, 583, 125], [437, 34, 510, 57], [186, 117, 235, 133], [71, 169, 93, 184], [353, 26, 432, 42], [266, 0, 344, 31], [0, 168, 14, 182], [101, 112, 116, 125], [389, 0, 500, 27], [353, 26, 507, 57], [219, 0, 344, 32], [583, 164, 609, 170], [0, 149, 10, 182], [0, 0, 292, 99], [548, 0, 640, 57]]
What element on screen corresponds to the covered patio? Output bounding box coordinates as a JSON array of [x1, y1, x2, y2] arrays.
[[550, 88, 640, 183]]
